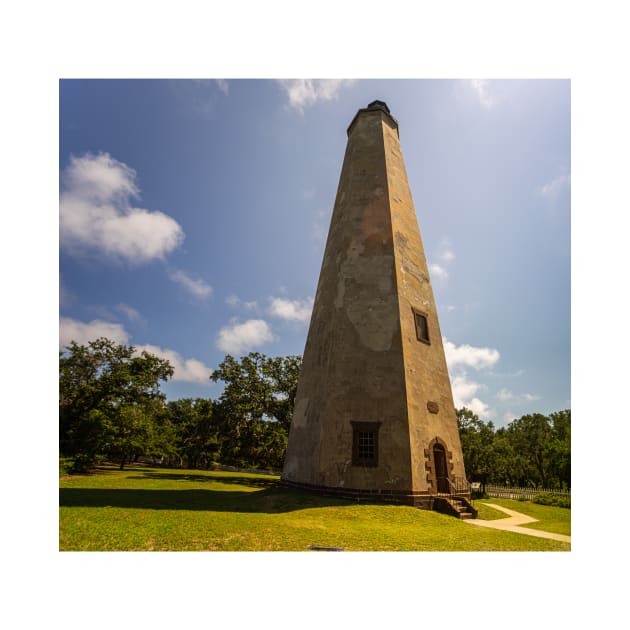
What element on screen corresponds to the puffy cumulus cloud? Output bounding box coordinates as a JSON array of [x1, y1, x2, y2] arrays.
[[269, 297, 313, 322], [465, 397, 491, 418], [443, 337, 500, 371], [429, 263, 448, 280], [278, 79, 354, 111], [216, 319, 274, 354], [59, 316, 210, 383], [452, 374, 481, 403], [169, 269, 213, 299], [60, 317, 130, 348], [60, 152, 184, 263], [135, 344, 212, 384], [446, 337, 500, 420], [451, 374, 492, 418]]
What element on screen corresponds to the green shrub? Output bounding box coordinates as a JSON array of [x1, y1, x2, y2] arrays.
[[532, 493, 571, 508], [59, 457, 73, 476]]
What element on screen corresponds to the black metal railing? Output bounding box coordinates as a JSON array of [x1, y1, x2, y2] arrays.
[[437, 476, 471, 497]]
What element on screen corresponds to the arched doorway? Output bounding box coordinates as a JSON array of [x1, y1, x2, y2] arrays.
[[433, 443, 449, 493]]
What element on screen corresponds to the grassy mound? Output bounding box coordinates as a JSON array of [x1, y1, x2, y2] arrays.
[[59, 465, 570, 551]]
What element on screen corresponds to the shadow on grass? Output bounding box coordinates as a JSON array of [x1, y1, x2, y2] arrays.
[[126, 471, 279, 488], [59, 485, 357, 514]]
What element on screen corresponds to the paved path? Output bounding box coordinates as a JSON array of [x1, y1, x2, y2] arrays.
[[465, 503, 571, 543]]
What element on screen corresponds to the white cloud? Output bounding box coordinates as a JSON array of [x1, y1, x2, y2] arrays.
[[215, 79, 229, 95], [443, 337, 500, 371], [59, 317, 211, 383], [523, 393, 541, 401], [60, 317, 130, 348], [540, 174, 570, 199], [269, 297, 314, 322], [439, 249, 455, 264], [451, 374, 491, 419], [496, 388, 540, 402], [278, 79, 354, 111], [503, 411, 517, 424], [169, 269, 213, 299], [452, 374, 481, 404], [467, 398, 491, 417], [429, 239, 455, 281], [135, 344, 212, 384], [225, 294, 259, 311], [60, 152, 184, 263], [216, 319, 274, 354], [429, 263, 448, 280], [468, 79, 495, 108], [115, 303, 143, 323], [446, 337, 500, 419]]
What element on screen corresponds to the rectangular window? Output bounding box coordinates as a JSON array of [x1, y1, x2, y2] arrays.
[[413, 308, 430, 344], [351, 421, 381, 467], [358, 431, 376, 460]]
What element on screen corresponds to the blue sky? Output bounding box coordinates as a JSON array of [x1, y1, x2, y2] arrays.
[[59, 79, 570, 426]]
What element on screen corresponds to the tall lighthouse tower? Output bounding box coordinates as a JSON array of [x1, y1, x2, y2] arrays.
[[282, 101, 470, 511]]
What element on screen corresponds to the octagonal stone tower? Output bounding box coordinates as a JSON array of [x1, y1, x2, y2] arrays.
[[282, 101, 468, 507]]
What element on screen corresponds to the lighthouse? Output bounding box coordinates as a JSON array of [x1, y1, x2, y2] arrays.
[[282, 101, 472, 513]]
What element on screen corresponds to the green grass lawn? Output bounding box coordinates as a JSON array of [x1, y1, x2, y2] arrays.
[[476, 498, 571, 536], [59, 465, 570, 551]]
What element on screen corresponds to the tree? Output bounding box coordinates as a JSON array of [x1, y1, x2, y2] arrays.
[[59, 338, 174, 470], [456, 408, 571, 489], [104, 404, 153, 470], [505, 413, 553, 487], [547, 409, 571, 489], [166, 398, 220, 468], [456, 407, 495, 492], [210, 352, 302, 468]]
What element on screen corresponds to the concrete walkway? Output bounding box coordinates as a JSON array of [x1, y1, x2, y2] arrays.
[[465, 503, 571, 543]]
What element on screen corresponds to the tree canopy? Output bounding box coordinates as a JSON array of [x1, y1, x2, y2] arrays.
[[457, 407, 571, 489], [60, 343, 301, 472], [60, 337, 569, 488], [60, 338, 173, 470]]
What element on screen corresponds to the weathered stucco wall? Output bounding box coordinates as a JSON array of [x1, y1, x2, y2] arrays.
[[282, 104, 466, 495], [382, 117, 467, 492]]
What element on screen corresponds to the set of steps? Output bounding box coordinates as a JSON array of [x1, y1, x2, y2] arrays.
[[432, 495, 478, 520], [450, 497, 475, 519]]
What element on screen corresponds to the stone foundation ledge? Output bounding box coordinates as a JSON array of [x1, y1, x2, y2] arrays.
[[280, 478, 440, 508]]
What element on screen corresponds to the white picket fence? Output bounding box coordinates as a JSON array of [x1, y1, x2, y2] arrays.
[[485, 484, 570, 500]]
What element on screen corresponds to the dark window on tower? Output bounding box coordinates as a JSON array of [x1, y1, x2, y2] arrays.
[[351, 421, 381, 467], [413, 308, 430, 344]]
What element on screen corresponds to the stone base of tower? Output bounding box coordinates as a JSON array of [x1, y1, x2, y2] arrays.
[[280, 478, 472, 511]]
